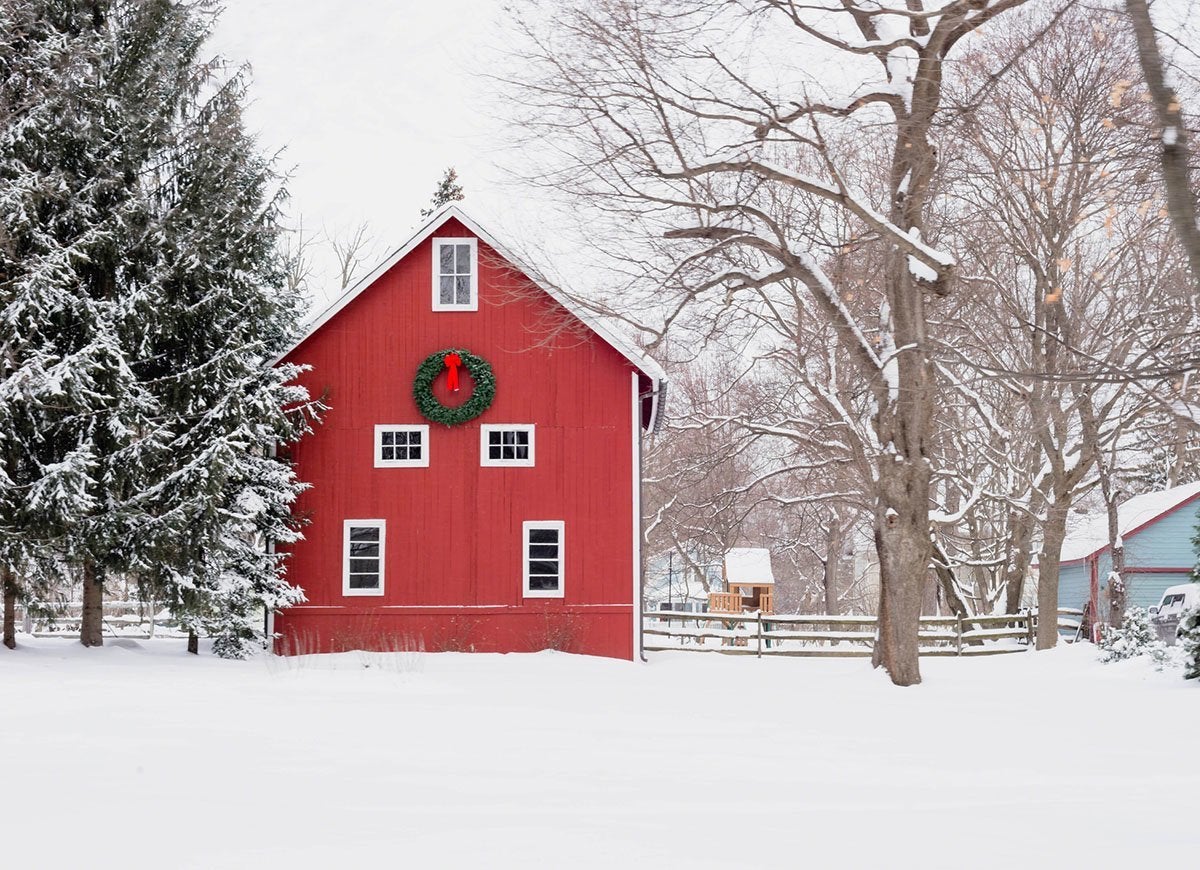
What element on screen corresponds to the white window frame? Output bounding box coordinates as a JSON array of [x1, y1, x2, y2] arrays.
[[431, 237, 479, 312], [343, 519, 386, 597], [480, 424, 536, 467], [523, 520, 565, 599], [374, 424, 430, 468]]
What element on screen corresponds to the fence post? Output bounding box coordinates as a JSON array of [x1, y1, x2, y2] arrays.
[[1025, 609, 1035, 649], [756, 610, 763, 659], [955, 614, 963, 656]]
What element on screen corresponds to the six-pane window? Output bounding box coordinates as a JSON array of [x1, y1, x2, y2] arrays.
[[480, 425, 535, 467], [375, 425, 429, 468], [523, 521, 564, 598], [432, 237, 477, 310], [344, 520, 385, 596]]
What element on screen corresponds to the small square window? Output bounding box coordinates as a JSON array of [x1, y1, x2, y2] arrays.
[[375, 425, 430, 468], [480, 425, 535, 467], [523, 521, 563, 598], [432, 237, 478, 311]]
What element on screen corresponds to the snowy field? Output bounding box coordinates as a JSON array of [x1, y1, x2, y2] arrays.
[[3, 639, 1196, 869]]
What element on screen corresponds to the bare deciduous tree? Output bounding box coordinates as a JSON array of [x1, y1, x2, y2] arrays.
[[508, 0, 1033, 685]]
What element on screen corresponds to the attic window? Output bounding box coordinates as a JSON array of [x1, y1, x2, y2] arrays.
[[432, 237, 478, 311]]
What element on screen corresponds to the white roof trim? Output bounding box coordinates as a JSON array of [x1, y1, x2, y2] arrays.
[[274, 205, 667, 396]]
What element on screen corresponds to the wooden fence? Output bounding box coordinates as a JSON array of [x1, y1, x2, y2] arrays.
[[643, 608, 1086, 658], [13, 600, 184, 640]]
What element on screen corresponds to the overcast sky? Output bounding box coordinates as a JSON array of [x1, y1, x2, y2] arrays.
[[210, 1, 517, 303], [209, 0, 1200, 312]]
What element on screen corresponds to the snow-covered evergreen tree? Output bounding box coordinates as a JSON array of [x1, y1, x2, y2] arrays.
[[1, 0, 321, 656], [1098, 607, 1169, 666], [1182, 520, 1200, 680], [0, 0, 164, 647], [420, 166, 465, 217]]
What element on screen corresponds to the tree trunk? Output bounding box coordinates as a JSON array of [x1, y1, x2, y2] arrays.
[[1108, 543, 1127, 628], [872, 451, 930, 685], [79, 560, 104, 648], [187, 630, 199, 655], [1099, 467, 1126, 629], [823, 526, 841, 616], [1004, 511, 1035, 615], [3, 565, 17, 650], [930, 541, 971, 620], [1036, 498, 1070, 650], [1124, 0, 1200, 291]]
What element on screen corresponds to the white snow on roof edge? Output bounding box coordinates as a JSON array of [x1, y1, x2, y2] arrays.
[[1059, 481, 1200, 563]]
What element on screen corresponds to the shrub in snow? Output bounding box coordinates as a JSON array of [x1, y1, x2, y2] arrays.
[[1180, 604, 1200, 681], [1098, 607, 1169, 666]]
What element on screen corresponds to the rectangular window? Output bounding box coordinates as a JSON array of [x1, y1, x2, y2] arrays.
[[523, 521, 564, 598], [480, 424, 535, 467], [432, 237, 478, 311], [375, 424, 430, 468], [344, 520, 385, 596]]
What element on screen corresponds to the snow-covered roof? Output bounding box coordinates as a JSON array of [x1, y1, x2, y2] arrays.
[[1060, 481, 1200, 564], [274, 204, 667, 426], [725, 548, 774, 586]]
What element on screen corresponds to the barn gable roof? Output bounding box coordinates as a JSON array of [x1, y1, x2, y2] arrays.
[[276, 205, 666, 426], [1059, 481, 1200, 565]]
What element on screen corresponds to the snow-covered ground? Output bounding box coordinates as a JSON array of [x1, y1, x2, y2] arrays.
[[3, 639, 1195, 868]]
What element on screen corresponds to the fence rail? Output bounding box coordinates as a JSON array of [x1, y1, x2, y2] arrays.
[[643, 608, 1085, 658], [12, 600, 184, 639]]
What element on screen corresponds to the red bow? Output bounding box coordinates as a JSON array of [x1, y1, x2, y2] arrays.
[[443, 352, 462, 392]]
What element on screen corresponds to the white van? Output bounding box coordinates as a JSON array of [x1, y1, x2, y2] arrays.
[[1149, 583, 1199, 645]]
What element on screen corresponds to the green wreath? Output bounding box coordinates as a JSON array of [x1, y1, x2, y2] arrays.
[[413, 348, 496, 426]]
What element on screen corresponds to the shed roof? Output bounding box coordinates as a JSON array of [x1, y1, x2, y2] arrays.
[[1060, 481, 1200, 564], [725, 548, 775, 586]]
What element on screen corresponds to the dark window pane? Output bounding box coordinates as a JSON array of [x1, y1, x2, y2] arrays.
[[440, 275, 454, 304], [350, 527, 380, 542], [528, 560, 559, 575], [528, 576, 559, 591], [439, 244, 455, 273], [350, 542, 379, 557], [381, 432, 393, 446], [502, 446, 514, 459], [349, 558, 379, 574], [394, 431, 408, 446], [489, 432, 501, 445], [456, 244, 471, 273], [502, 431, 515, 445], [514, 445, 528, 460], [489, 446, 502, 460], [348, 573, 379, 589], [529, 528, 558, 544], [409, 431, 421, 445], [515, 431, 529, 446], [381, 446, 394, 460], [409, 446, 421, 460], [455, 275, 470, 304], [529, 544, 558, 559]]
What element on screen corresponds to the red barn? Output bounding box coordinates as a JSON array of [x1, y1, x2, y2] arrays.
[[272, 206, 665, 659]]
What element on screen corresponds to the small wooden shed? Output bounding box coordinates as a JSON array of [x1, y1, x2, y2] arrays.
[[710, 548, 775, 614]]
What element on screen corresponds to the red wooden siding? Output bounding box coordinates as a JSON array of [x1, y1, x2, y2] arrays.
[[275, 217, 638, 658]]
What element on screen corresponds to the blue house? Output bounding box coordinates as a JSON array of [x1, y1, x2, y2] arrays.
[[1057, 481, 1200, 615]]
